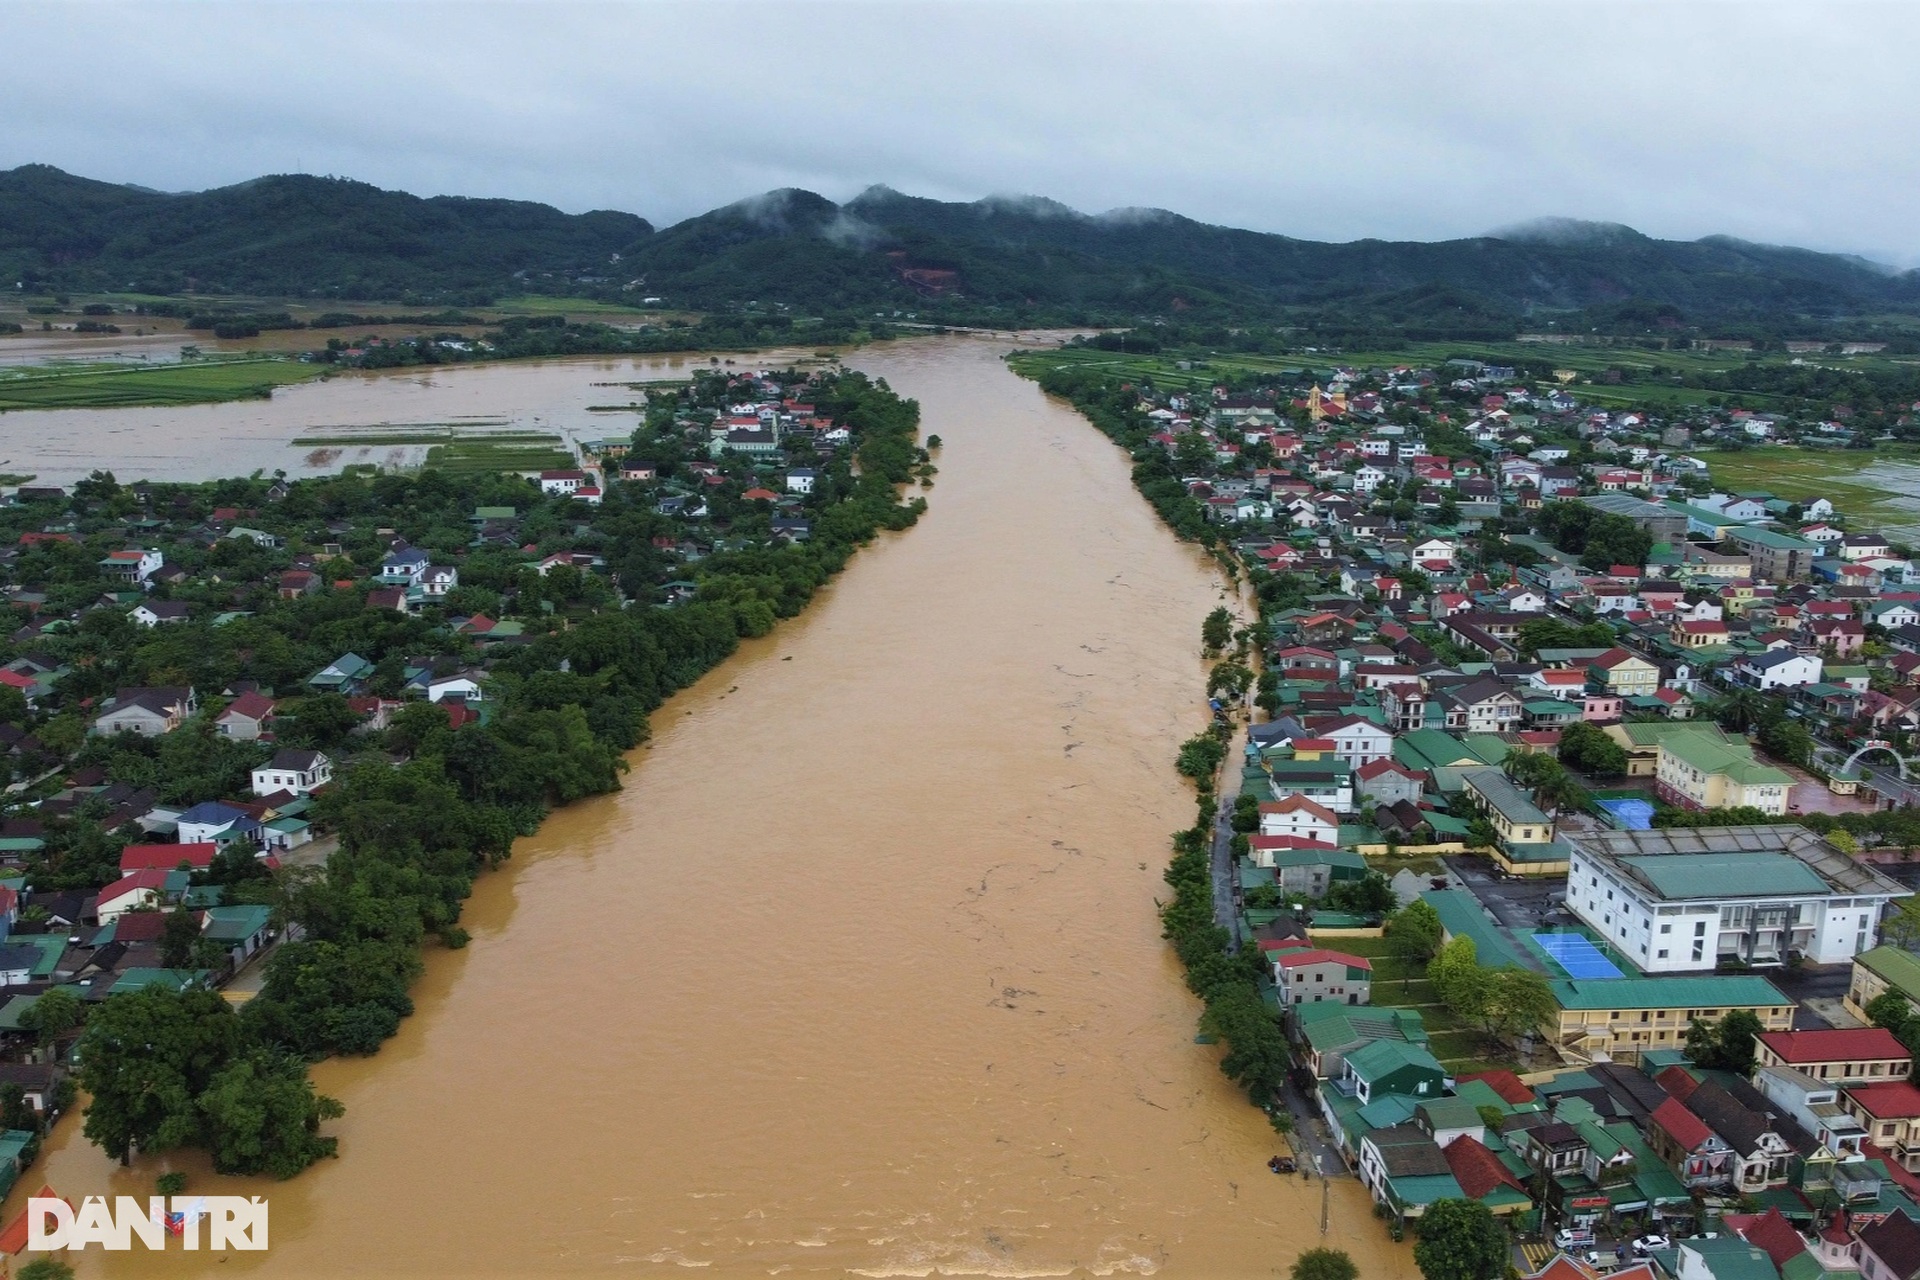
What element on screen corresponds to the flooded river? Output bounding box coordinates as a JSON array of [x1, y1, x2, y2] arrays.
[[22, 338, 1411, 1278]]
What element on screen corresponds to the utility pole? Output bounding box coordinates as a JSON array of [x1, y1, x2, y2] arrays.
[[1316, 1154, 1329, 1235]]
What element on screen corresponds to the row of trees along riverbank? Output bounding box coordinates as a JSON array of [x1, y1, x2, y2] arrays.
[[69, 370, 927, 1180]]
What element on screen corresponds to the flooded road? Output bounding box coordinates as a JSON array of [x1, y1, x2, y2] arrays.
[[25, 338, 1410, 1278]]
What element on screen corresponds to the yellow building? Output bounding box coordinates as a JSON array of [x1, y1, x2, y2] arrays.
[[1551, 976, 1795, 1063], [1588, 648, 1660, 698], [1653, 728, 1792, 816], [1847, 945, 1920, 1022]]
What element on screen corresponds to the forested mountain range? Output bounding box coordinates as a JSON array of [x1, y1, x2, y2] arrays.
[[4, 163, 1917, 333]]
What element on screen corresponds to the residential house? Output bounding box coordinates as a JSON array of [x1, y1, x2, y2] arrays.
[[1310, 715, 1394, 766], [250, 749, 333, 798], [119, 842, 216, 875], [1437, 678, 1523, 734], [308, 652, 375, 694], [175, 801, 263, 849], [213, 691, 276, 741], [538, 469, 588, 495], [1735, 647, 1822, 691], [1271, 945, 1373, 1007], [1857, 1209, 1920, 1280], [1355, 758, 1426, 808], [1843, 1081, 1920, 1173], [98, 549, 162, 584], [129, 600, 190, 628], [1589, 649, 1661, 698], [1256, 795, 1340, 847], [90, 686, 197, 737], [96, 868, 170, 922]]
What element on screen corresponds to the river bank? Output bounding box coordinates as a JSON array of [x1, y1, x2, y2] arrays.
[[8, 335, 1410, 1278]]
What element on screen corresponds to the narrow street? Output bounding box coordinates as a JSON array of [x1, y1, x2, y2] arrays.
[[1213, 756, 1242, 950]]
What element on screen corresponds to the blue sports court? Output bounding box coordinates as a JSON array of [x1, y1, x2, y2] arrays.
[[1532, 931, 1624, 980]]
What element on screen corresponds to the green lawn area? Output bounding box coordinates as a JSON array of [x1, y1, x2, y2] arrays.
[[0, 359, 325, 411], [1312, 934, 1391, 957], [490, 295, 660, 317], [1372, 980, 1439, 1008]]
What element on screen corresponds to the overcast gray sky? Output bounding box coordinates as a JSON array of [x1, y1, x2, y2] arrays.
[[6, 1, 1918, 261]]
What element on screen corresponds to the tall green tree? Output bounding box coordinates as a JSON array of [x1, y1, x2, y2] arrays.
[[1291, 1248, 1359, 1280], [1387, 900, 1443, 987], [1413, 1198, 1508, 1280], [18, 986, 83, 1050], [197, 1052, 344, 1178], [75, 988, 245, 1165], [1202, 607, 1235, 654]]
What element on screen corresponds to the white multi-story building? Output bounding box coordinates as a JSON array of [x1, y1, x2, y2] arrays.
[[1565, 827, 1909, 974]]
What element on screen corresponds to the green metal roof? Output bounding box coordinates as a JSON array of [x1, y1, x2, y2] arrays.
[[1346, 1037, 1446, 1082], [1549, 974, 1791, 1012], [1622, 851, 1825, 900], [201, 904, 271, 943], [1857, 945, 1920, 1001], [1417, 1097, 1483, 1131], [1422, 888, 1532, 970], [1294, 1003, 1430, 1054], [0, 995, 37, 1032], [1728, 526, 1817, 552], [1656, 732, 1792, 788]]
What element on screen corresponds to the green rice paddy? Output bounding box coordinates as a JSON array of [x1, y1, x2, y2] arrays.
[[0, 358, 326, 411]]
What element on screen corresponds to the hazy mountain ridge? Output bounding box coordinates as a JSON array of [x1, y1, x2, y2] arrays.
[[3, 163, 1915, 325]]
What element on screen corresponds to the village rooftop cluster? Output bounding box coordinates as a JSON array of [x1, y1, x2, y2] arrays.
[[1140, 355, 1920, 1277], [0, 363, 877, 1198]]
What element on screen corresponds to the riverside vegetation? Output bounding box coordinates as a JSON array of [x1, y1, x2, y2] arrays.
[[1008, 355, 1295, 1120], [18, 369, 928, 1179]]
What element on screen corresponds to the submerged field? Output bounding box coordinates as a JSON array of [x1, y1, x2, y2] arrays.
[[1698, 446, 1920, 541], [1010, 339, 1920, 411], [0, 357, 326, 410]]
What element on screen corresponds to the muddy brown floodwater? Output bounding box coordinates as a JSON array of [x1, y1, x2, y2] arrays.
[[20, 337, 1415, 1278]]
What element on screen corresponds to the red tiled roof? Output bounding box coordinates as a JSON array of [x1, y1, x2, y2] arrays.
[[1757, 1027, 1908, 1065], [1273, 949, 1371, 972], [1356, 758, 1421, 780], [99, 868, 169, 902], [219, 691, 276, 721], [1847, 1081, 1920, 1120], [120, 842, 217, 874], [1733, 1206, 1810, 1269], [1654, 1064, 1700, 1101], [1258, 795, 1340, 824], [112, 911, 174, 943], [1456, 1069, 1535, 1106], [1246, 835, 1338, 852], [1443, 1135, 1524, 1200], [1651, 1096, 1712, 1151]]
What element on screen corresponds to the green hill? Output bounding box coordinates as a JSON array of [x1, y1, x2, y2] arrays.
[[0, 164, 652, 301], [6, 164, 1917, 330]]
